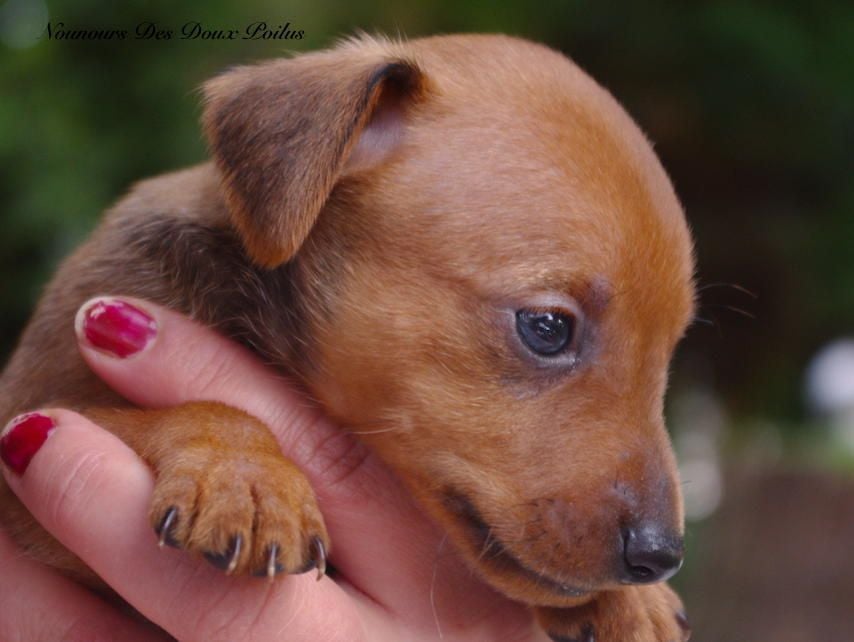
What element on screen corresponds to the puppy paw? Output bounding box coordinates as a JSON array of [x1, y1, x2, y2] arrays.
[[537, 583, 690, 642], [144, 407, 329, 578]]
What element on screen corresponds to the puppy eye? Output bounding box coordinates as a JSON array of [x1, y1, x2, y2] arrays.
[[515, 309, 576, 356]]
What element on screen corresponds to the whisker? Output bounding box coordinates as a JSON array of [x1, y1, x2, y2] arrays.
[[727, 284, 757, 298], [702, 303, 756, 320], [483, 528, 498, 556], [350, 427, 402, 436], [696, 281, 757, 298]]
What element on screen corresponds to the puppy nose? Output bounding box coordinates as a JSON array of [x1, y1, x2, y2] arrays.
[[621, 524, 684, 584]]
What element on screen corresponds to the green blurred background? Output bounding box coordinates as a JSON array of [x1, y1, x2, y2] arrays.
[[2, 1, 853, 639]]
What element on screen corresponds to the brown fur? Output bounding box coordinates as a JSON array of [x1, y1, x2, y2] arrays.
[[0, 34, 695, 640]]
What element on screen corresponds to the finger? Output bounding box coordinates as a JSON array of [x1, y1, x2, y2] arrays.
[[0, 409, 369, 642], [0, 516, 170, 642], [74, 296, 528, 633]]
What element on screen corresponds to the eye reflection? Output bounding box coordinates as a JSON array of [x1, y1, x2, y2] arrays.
[[515, 309, 575, 356]]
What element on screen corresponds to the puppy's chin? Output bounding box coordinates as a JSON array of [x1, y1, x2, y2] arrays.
[[435, 489, 609, 608]]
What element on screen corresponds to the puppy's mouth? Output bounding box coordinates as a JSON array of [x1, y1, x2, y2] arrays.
[[441, 489, 588, 598]]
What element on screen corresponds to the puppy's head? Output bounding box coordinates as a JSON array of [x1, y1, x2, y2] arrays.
[[203, 34, 695, 607]]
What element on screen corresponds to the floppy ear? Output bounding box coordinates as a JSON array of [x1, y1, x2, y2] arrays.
[[202, 44, 425, 267]]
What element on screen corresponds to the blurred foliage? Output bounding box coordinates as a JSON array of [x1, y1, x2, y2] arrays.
[[1, 0, 853, 432]]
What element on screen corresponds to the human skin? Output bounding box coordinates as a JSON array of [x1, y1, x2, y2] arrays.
[[0, 298, 546, 642]]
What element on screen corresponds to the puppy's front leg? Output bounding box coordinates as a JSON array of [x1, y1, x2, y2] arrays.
[[535, 583, 690, 642], [88, 401, 329, 578]]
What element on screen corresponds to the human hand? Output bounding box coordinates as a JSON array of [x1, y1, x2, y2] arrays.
[[0, 297, 546, 642]]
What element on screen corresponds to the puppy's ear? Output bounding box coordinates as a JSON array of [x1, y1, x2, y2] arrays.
[[202, 45, 424, 267]]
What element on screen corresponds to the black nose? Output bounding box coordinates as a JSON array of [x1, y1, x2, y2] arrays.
[[621, 524, 684, 584]]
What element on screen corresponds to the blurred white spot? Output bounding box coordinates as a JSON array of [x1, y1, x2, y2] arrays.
[[671, 387, 725, 521], [805, 338, 854, 451], [0, 0, 47, 49], [678, 459, 722, 521], [806, 338, 854, 414]]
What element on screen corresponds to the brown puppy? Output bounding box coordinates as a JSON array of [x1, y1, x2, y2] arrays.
[[0, 34, 695, 641]]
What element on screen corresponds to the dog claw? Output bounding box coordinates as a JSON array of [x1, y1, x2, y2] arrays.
[[226, 534, 242, 574], [266, 543, 279, 580], [156, 507, 179, 548], [251, 544, 285, 579], [204, 535, 242, 574], [311, 535, 327, 580]]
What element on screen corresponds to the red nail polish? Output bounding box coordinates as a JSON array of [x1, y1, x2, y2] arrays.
[[0, 413, 56, 475], [81, 299, 157, 358]]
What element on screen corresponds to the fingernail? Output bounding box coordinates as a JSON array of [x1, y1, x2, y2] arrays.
[[1, 413, 56, 475], [77, 298, 157, 358]]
